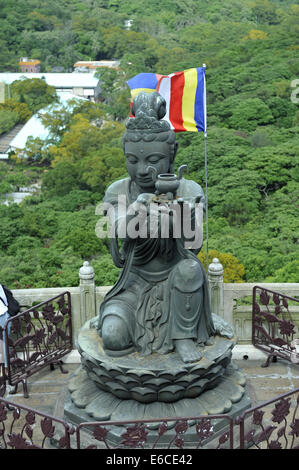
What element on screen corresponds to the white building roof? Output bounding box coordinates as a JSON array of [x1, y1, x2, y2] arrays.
[[9, 92, 87, 152], [74, 60, 120, 69], [9, 114, 48, 151], [0, 72, 99, 88]]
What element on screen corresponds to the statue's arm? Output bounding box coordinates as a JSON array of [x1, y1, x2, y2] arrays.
[[103, 180, 154, 241], [102, 179, 127, 240], [177, 179, 206, 253]]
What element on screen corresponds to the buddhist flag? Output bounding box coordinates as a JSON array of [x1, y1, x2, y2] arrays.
[[127, 67, 206, 133]]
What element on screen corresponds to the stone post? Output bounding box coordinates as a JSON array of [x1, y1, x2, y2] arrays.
[[208, 258, 224, 318], [79, 261, 96, 328]]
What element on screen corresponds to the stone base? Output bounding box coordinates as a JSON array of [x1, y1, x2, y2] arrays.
[[63, 318, 252, 448], [67, 360, 248, 419], [77, 319, 239, 404], [64, 364, 251, 448]]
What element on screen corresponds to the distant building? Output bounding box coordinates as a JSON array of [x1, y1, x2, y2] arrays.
[[0, 72, 101, 102], [73, 60, 120, 72], [8, 92, 88, 155], [19, 58, 41, 73], [124, 19, 133, 30]]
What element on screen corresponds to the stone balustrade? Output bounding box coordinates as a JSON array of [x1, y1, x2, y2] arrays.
[[11, 259, 299, 347]]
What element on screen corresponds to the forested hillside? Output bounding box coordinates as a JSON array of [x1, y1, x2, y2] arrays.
[[0, 0, 298, 288]]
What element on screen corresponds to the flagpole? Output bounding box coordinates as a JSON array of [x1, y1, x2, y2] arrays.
[[203, 63, 209, 274]]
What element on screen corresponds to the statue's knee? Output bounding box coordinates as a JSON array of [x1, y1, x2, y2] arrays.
[[172, 259, 204, 291], [101, 315, 131, 351]]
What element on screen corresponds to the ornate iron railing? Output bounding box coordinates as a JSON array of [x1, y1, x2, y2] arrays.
[[0, 285, 298, 449], [0, 291, 72, 398], [0, 397, 75, 449], [76, 415, 234, 450], [0, 388, 298, 449], [252, 286, 299, 367], [237, 388, 299, 449]]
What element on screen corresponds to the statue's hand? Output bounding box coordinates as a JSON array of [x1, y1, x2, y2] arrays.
[[136, 193, 155, 206], [124, 194, 155, 239], [126, 194, 153, 218]]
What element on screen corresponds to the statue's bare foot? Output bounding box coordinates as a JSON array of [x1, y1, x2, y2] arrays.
[[174, 339, 202, 363]]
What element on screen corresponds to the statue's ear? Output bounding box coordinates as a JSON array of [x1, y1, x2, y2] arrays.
[[169, 141, 178, 173]]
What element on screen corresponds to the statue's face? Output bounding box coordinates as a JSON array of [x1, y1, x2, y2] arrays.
[[124, 139, 171, 192]]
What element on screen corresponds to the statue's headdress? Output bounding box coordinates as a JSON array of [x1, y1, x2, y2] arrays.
[[126, 92, 171, 133], [123, 91, 177, 168]]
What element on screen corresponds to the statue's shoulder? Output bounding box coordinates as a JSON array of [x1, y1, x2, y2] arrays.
[[104, 178, 130, 203], [178, 178, 204, 198]]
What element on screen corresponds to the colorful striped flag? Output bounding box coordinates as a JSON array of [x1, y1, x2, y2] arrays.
[[127, 67, 206, 133]]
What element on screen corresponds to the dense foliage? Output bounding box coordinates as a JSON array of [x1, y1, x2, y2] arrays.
[[0, 0, 298, 288]]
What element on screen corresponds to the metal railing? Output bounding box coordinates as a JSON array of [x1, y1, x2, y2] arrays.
[[0, 397, 75, 449], [252, 286, 299, 367], [0, 291, 72, 398], [0, 387, 298, 449], [76, 414, 234, 450], [237, 387, 299, 449], [0, 285, 298, 449]]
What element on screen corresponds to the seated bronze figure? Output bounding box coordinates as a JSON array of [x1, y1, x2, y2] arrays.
[[97, 91, 216, 363], [67, 92, 248, 429]]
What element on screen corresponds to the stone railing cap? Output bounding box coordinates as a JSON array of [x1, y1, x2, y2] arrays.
[[79, 261, 94, 279], [208, 258, 224, 274]]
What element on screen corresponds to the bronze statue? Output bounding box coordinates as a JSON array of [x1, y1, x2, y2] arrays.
[[97, 91, 216, 363], [66, 92, 248, 431]]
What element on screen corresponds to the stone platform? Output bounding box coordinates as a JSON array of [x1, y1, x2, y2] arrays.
[[76, 319, 241, 404], [62, 318, 252, 446], [4, 357, 298, 417], [66, 360, 249, 422]]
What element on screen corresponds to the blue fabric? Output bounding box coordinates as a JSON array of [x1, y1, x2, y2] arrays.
[[127, 72, 158, 91], [0, 311, 10, 367]]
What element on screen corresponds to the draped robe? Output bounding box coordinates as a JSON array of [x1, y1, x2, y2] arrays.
[[98, 177, 215, 355]]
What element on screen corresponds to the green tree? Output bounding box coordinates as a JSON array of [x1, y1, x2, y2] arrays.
[[41, 161, 82, 196], [198, 249, 245, 282], [11, 78, 58, 113], [0, 99, 32, 123], [228, 98, 274, 131], [251, 0, 279, 25], [0, 109, 19, 135], [95, 67, 131, 120]]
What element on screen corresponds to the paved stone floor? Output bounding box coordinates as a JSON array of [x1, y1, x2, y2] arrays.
[[4, 358, 299, 417], [235, 358, 299, 406], [4, 363, 79, 418]]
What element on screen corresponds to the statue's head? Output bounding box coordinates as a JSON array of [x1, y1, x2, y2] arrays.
[[123, 92, 178, 192]]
